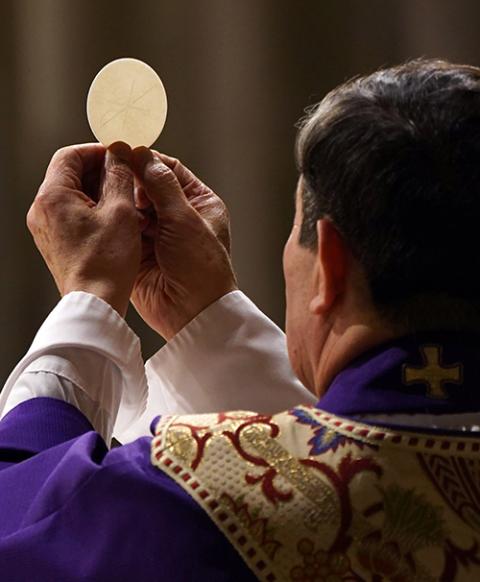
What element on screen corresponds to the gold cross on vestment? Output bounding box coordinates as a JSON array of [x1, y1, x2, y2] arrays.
[[402, 345, 463, 399]]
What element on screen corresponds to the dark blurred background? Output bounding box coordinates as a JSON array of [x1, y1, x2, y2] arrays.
[[1, 0, 479, 383]]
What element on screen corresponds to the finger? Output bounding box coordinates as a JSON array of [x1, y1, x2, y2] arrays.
[[152, 151, 213, 201], [42, 143, 106, 192], [98, 141, 134, 208], [134, 176, 151, 210], [131, 147, 191, 215], [133, 176, 155, 233]]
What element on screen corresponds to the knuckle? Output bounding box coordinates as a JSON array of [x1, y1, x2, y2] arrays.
[[221, 202, 231, 222], [206, 196, 230, 223], [147, 162, 175, 184], [26, 204, 38, 231], [168, 156, 181, 169], [26, 190, 62, 229], [31, 193, 50, 213], [154, 151, 180, 167], [29, 188, 71, 229], [36, 187, 62, 208], [51, 146, 73, 165], [214, 195, 228, 214]]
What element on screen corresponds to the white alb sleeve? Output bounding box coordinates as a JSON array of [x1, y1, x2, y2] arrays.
[[0, 292, 148, 440], [115, 290, 316, 444]]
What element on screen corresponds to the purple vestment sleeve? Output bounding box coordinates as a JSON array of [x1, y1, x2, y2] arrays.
[[0, 398, 257, 581], [0, 397, 96, 460]]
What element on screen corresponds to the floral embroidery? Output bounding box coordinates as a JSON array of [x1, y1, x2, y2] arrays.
[[290, 408, 346, 455], [290, 538, 350, 581], [152, 406, 480, 582], [357, 485, 447, 581]]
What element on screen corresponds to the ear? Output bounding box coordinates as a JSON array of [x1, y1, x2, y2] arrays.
[[309, 219, 347, 314]]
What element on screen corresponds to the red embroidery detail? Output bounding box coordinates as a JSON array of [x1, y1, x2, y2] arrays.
[[219, 494, 282, 559], [302, 453, 382, 553], [443, 538, 480, 580], [245, 468, 293, 506], [221, 416, 296, 505], [153, 407, 480, 581]]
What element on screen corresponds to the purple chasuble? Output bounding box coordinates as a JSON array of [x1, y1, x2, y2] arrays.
[[0, 398, 256, 581], [0, 332, 479, 580]]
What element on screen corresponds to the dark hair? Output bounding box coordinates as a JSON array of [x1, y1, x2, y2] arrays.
[[296, 59, 480, 332]]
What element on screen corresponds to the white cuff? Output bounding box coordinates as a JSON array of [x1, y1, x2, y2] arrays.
[[0, 292, 148, 436], [114, 290, 315, 443]]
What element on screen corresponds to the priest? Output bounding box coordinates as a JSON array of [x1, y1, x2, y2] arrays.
[[1, 58, 480, 581]]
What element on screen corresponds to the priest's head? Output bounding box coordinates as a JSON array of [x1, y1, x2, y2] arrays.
[[283, 59, 480, 395]]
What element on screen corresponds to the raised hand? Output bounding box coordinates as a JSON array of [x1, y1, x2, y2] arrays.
[[131, 148, 238, 340], [27, 142, 142, 317]]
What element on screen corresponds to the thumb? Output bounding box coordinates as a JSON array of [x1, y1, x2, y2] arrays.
[[132, 146, 190, 216], [99, 141, 134, 208]]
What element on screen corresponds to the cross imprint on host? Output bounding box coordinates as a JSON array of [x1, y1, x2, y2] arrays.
[[403, 345, 463, 399], [100, 80, 156, 129]]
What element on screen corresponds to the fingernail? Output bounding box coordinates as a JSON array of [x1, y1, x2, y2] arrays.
[[132, 146, 154, 173], [108, 141, 132, 163]]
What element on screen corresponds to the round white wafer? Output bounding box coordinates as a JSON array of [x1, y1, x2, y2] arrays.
[[87, 58, 167, 148]]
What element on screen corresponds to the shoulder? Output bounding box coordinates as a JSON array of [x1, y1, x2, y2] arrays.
[[151, 406, 374, 464], [150, 406, 480, 582]]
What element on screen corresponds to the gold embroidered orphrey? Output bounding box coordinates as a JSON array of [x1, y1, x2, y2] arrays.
[[403, 344, 463, 399], [151, 406, 480, 581]]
